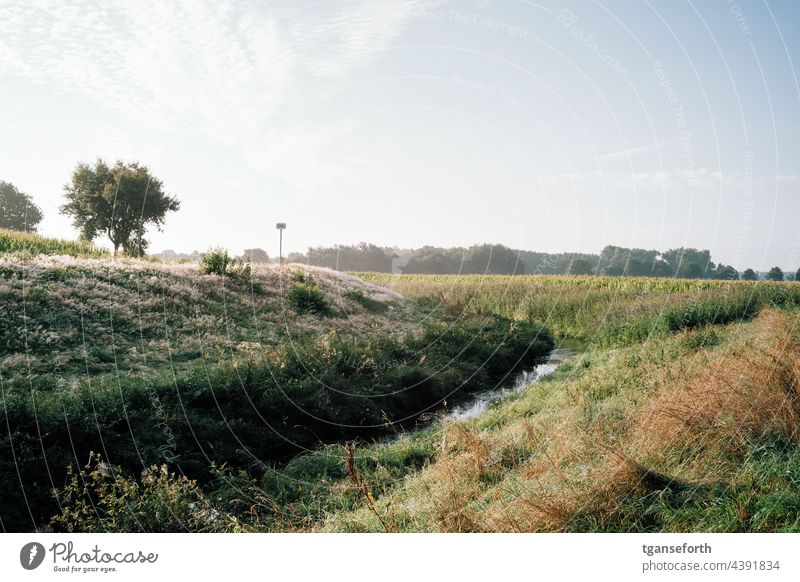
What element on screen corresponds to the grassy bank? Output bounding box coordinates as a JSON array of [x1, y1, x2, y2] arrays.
[[38, 273, 800, 532], [1, 255, 552, 531], [307, 309, 800, 532]]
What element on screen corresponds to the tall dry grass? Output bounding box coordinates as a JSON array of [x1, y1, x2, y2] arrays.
[[323, 309, 800, 532]]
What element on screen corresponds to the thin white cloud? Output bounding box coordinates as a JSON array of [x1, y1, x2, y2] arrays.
[[593, 141, 672, 164], [0, 0, 429, 189], [544, 168, 800, 191]]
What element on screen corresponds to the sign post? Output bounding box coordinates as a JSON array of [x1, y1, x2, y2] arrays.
[[276, 223, 286, 265]]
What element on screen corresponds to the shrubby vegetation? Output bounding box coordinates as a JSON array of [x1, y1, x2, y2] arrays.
[[200, 247, 252, 283], [287, 271, 332, 315]]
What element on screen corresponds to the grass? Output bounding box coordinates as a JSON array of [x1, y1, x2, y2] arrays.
[[356, 273, 800, 344], [0, 228, 108, 257], [306, 309, 800, 532], [7, 244, 800, 532], [0, 255, 553, 531]]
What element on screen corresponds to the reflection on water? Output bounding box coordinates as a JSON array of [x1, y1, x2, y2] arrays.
[[447, 347, 576, 421]]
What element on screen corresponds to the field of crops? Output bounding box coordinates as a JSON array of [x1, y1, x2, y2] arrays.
[[0, 227, 108, 257], [357, 273, 800, 345]]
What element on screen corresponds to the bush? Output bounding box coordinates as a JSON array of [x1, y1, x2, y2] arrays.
[[50, 454, 246, 532], [200, 247, 251, 283], [288, 277, 331, 316]]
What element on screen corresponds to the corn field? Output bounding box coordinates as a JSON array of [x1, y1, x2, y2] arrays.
[[0, 228, 108, 257], [356, 273, 800, 345]]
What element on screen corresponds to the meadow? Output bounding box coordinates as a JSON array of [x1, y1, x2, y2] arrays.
[[42, 270, 800, 532], [0, 235, 552, 531], [3, 229, 800, 532]]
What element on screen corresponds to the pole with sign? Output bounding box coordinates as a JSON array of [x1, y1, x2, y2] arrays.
[[276, 223, 286, 264]]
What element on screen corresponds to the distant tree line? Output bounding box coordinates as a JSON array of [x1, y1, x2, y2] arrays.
[[287, 243, 394, 272], [1, 169, 797, 282], [281, 242, 797, 281]]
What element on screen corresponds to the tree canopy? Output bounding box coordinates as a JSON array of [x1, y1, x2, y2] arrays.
[[60, 160, 179, 256], [402, 244, 525, 275], [766, 266, 784, 281], [243, 248, 270, 263], [0, 181, 43, 232], [568, 257, 593, 275], [289, 243, 395, 272], [742, 268, 758, 281]]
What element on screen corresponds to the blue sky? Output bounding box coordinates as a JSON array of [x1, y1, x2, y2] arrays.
[[0, 0, 798, 270]]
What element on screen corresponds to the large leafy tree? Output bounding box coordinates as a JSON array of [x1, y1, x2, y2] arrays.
[[766, 266, 784, 281], [742, 268, 758, 281], [0, 181, 44, 232], [61, 160, 180, 256], [677, 262, 704, 279], [568, 257, 593, 275]]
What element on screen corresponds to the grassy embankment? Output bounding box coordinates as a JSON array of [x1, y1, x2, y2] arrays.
[[0, 231, 552, 531], [44, 270, 800, 532]]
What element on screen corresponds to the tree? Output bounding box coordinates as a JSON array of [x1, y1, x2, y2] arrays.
[[651, 260, 674, 278], [678, 262, 704, 279], [243, 248, 270, 263], [713, 264, 738, 280], [663, 248, 712, 276], [60, 160, 179, 256], [795, 267, 800, 282], [307, 243, 394, 272], [742, 268, 758, 281], [568, 257, 593, 275], [466, 244, 526, 275], [0, 181, 43, 232], [601, 264, 623, 276], [766, 266, 784, 281], [623, 258, 649, 277]]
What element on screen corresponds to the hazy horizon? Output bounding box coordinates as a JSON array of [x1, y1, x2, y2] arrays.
[[1, 1, 798, 272]]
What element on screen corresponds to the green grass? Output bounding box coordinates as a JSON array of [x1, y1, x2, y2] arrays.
[[356, 273, 800, 344], [0, 228, 108, 257], [0, 258, 553, 531], [9, 264, 800, 532]]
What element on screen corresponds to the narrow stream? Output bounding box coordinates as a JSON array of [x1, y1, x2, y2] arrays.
[[447, 347, 577, 421]]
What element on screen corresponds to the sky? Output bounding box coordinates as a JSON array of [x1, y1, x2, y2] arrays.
[[0, 0, 799, 271]]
